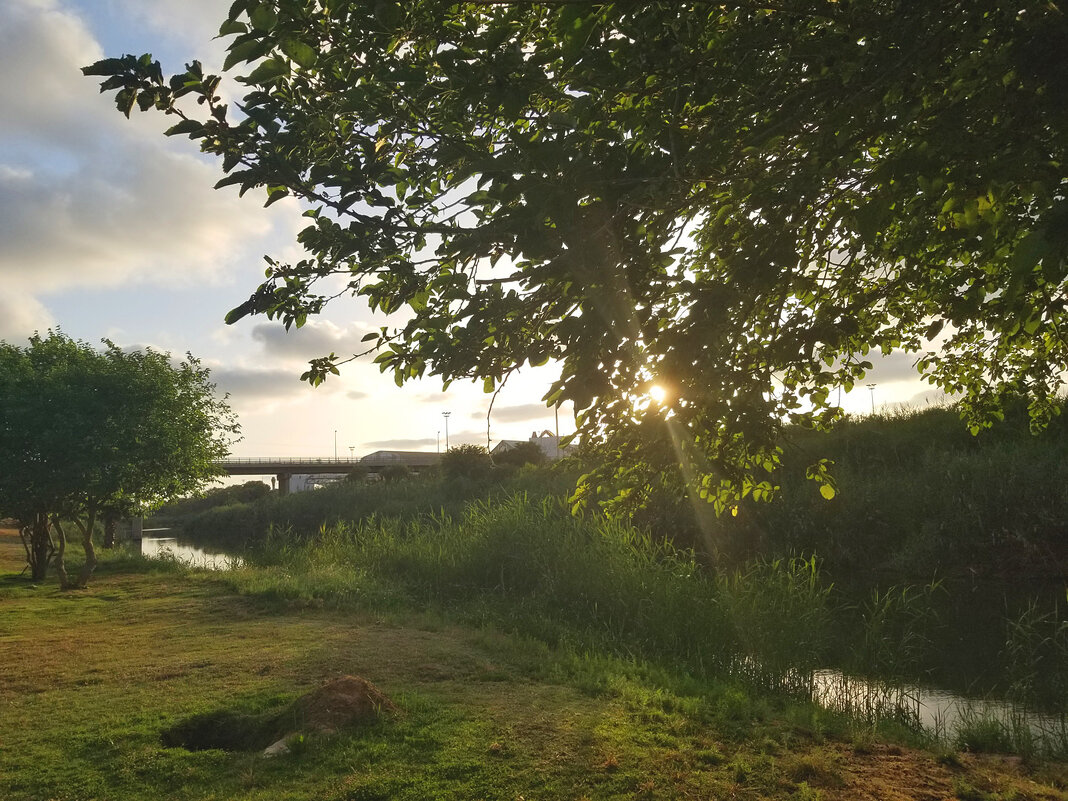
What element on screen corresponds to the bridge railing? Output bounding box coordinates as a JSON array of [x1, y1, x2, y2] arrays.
[[217, 457, 362, 465]]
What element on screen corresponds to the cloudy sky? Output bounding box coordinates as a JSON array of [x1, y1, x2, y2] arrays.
[[0, 0, 938, 470]]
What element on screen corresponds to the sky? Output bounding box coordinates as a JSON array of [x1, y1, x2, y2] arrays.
[[0, 0, 943, 472]]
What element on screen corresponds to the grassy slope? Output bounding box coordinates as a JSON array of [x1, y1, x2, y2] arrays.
[[3, 531, 1067, 801]]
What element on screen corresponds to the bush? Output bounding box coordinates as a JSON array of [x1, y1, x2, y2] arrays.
[[441, 444, 493, 481], [345, 465, 369, 483], [150, 481, 271, 520], [380, 464, 410, 483]]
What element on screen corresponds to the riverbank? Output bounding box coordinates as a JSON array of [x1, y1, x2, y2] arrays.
[[3, 545, 1068, 800]]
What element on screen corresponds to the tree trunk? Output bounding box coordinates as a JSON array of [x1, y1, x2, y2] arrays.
[[53, 517, 71, 590], [102, 511, 118, 549], [75, 508, 98, 589], [22, 512, 54, 582]]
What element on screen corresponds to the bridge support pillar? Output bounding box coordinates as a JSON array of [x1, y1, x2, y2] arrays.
[[277, 473, 291, 496]]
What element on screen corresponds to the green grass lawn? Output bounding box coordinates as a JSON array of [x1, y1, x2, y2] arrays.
[[2, 532, 1067, 801]]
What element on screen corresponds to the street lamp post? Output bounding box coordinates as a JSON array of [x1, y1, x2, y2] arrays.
[[866, 384, 877, 415], [348, 445, 354, 460], [437, 430, 440, 454], [334, 429, 338, 460], [442, 411, 451, 450]]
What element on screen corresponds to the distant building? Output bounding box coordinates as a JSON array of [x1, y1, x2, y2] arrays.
[[492, 439, 527, 454], [491, 430, 575, 461]]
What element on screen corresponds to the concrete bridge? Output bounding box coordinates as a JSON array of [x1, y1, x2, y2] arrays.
[[215, 452, 440, 494]]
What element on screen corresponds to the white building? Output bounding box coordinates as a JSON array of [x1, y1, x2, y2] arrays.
[[491, 430, 575, 461]]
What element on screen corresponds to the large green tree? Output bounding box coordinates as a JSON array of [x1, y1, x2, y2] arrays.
[[86, 1, 1066, 512], [0, 332, 237, 586]]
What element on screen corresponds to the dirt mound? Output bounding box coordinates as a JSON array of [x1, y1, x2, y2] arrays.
[[161, 675, 394, 752], [291, 675, 395, 734]]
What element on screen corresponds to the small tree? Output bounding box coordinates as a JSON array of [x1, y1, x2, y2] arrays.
[[380, 464, 410, 483], [0, 332, 238, 587], [345, 464, 369, 483], [441, 445, 493, 482]]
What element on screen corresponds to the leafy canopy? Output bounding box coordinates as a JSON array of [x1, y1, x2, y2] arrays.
[[85, 1, 1067, 510], [0, 331, 237, 580]]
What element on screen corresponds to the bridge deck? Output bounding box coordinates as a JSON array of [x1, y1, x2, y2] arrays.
[[215, 455, 440, 476]]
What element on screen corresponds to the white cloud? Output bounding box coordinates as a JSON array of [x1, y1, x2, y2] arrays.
[[474, 402, 559, 423], [0, 153, 282, 292], [250, 320, 376, 364], [112, 0, 228, 55], [0, 0, 303, 299], [0, 291, 55, 342], [0, 0, 103, 150], [210, 365, 327, 404]]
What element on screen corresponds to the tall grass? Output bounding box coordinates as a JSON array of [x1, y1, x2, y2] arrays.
[[216, 481, 1066, 755], [742, 405, 1068, 582], [228, 492, 837, 694], [172, 467, 576, 548], [1002, 599, 1068, 712]]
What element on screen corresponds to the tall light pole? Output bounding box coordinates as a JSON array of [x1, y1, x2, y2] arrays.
[[554, 404, 560, 459], [442, 411, 451, 450], [334, 429, 338, 460], [437, 430, 440, 454], [348, 445, 354, 460], [866, 384, 877, 415]]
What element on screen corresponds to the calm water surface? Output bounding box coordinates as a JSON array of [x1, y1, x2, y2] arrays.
[[813, 668, 1066, 744], [141, 530, 241, 570]]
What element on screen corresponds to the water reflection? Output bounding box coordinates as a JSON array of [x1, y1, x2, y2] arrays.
[[813, 668, 1067, 747], [141, 531, 241, 570]]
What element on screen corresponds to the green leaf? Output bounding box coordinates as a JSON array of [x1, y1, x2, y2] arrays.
[[281, 39, 317, 69], [218, 19, 248, 36], [819, 483, 836, 500], [408, 290, 430, 312], [243, 58, 289, 85], [223, 38, 264, 71], [250, 4, 278, 31], [164, 119, 203, 137]]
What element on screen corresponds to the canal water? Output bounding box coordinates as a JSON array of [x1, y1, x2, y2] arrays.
[[812, 668, 1066, 747], [141, 530, 241, 570]]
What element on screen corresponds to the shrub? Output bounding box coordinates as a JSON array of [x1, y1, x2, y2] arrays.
[[380, 464, 410, 483], [345, 465, 369, 483], [441, 444, 493, 481]]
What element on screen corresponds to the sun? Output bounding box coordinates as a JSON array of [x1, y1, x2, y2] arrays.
[[649, 384, 668, 404]]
